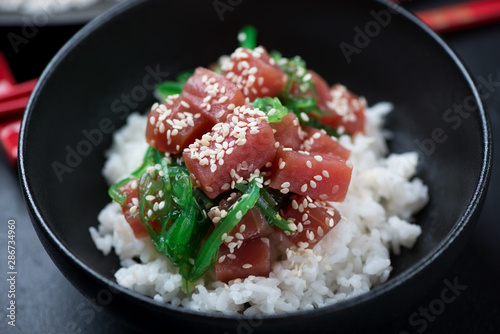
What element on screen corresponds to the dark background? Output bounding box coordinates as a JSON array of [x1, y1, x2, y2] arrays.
[[0, 0, 499, 333]]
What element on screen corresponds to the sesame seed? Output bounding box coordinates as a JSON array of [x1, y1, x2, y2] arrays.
[[261, 237, 270, 246], [310, 180, 317, 188], [314, 175, 322, 181], [221, 233, 228, 241], [236, 211, 243, 219], [218, 255, 226, 263], [242, 264, 253, 269], [129, 206, 137, 215], [281, 182, 291, 188], [146, 195, 155, 201], [239, 224, 246, 233], [306, 160, 312, 168], [300, 112, 310, 122], [227, 254, 236, 260], [235, 233, 244, 240], [314, 155, 323, 162], [322, 170, 330, 178]]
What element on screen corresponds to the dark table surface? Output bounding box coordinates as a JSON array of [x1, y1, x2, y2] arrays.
[[1, 1, 499, 333]]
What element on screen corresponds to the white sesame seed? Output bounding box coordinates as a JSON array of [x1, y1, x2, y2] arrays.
[[146, 195, 155, 201], [314, 155, 323, 162], [306, 160, 312, 168], [301, 184, 308, 192], [242, 263, 253, 269], [236, 211, 243, 219], [310, 180, 317, 188], [129, 206, 137, 215]]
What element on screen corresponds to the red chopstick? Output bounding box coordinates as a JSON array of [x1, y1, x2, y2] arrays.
[[0, 118, 21, 167], [415, 0, 500, 34], [0, 78, 37, 103], [0, 96, 30, 120]]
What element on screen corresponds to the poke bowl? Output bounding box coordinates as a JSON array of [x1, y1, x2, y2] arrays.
[[19, 0, 491, 333]]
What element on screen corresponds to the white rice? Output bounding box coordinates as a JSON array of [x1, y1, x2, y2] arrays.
[[90, 102, 428, 315], [0, 0, 121, 14]]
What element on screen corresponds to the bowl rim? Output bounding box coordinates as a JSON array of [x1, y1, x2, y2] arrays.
[[18, 0, 493, 323]]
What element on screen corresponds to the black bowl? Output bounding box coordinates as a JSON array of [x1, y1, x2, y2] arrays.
[[19, 0, 492, 333]]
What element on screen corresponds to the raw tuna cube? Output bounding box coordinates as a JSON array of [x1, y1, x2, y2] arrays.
[[281, 195, 341, 248], [181, 67, 245, 124], [268, 147, 352, 202], [146, 95, 212, 154], [208, 194, 273, 248], [119, 180, 160, 238], [318, 84, 367, 135], [221, 46, 288, 101], [270, 112, 303, 150], [183, 106, 276, 198], [216, 236, 271, 282]]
